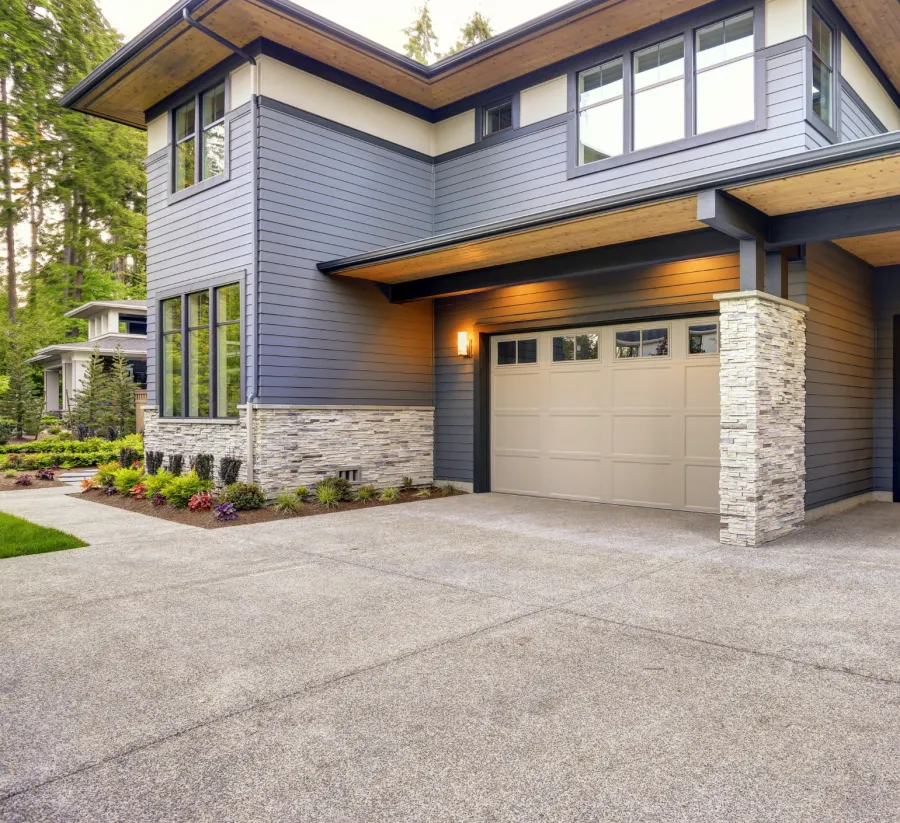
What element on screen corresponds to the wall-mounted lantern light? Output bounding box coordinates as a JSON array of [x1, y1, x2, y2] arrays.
[[457, 331, 473, 358]]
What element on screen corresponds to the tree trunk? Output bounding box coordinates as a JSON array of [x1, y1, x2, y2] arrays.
[[1, 74, 16, 322]]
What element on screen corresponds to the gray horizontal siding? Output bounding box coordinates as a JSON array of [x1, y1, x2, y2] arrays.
[[874, 269, 900, 493], [256, 105, 434, 405], [433, 47, 808, 234], [145, 105, 255, 406], [840, 84, 885, 142], [433, 254, 740, 482], [798, 243, 876, 508]]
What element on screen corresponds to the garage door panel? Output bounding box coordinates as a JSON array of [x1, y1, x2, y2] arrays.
[[612, 415, 672, 458], [685, 363, 720, 409], [685, 415, 719, 460], [493, 414, 541, 451], [544, 457, 603, 501], [684, 464, 719, 512], [493, 371, 540, 410], [612, 367, 675, 409], [491, 318, 719, 513], [493, 454, 542, 494], [545, 413, 604, 453], [612, 461, 673, 508]]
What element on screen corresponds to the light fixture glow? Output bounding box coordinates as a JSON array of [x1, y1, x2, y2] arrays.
[[457, 331, 473, 357]]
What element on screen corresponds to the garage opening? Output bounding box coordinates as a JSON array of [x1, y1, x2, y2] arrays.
[[489, 317, 720, 513]]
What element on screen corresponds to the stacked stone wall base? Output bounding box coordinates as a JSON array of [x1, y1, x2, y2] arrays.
[[143, 405, 434, 494]]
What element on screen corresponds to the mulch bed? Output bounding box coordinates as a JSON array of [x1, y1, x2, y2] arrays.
[[76, 486, 452, 529], [0, 476, 67, 491]]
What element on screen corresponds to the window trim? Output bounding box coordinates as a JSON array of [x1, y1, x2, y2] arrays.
[[481, 97, 514, 138], [157, 272, 245, 420], [806, 3, 841, 144], [567, 0, 765, 180], [475, 94, 520, 145], [168, 77, 232, 203], [686, 322, 720, 357]]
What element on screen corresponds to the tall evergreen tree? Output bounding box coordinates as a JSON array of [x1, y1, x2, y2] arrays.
[[402, 2, 439, 64], [439, 12, 494, 58], [0, 332, 41, 437], [107, 345, 137, 435], [69, 347, 109, 435]]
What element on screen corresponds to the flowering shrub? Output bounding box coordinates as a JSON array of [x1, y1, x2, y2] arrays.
[[214, 502, 238, 521], [151, 492, 166, 507], [15, 474, 33, 486], [188, 491, 214, 512], [130, 483, 147, 499], [36, 468, 55, 481]]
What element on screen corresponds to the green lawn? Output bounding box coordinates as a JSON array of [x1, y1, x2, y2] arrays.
[[0, 512, 87, 559]]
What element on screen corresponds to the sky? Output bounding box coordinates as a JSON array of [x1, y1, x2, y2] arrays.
[[97, 0, 567, 58]]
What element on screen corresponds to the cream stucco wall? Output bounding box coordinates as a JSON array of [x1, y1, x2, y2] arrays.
[[146, 113, 168, 156], [841, 35, 900, 132], [765, 0, 806, 46], [519, 76, 568, 127], [434, 110, 476, 155]]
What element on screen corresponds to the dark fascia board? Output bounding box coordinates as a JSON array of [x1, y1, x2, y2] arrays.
[[318, 130, 900, 274], [388, 230, 738, 303]]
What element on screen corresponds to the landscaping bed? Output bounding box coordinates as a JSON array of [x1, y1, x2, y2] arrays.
[[78, 485, 454, 528], [0, 473, 66, 491]]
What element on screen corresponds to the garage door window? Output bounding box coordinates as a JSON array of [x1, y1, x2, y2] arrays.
[[553, 333, 599, 362], [497, 338, 538, 365], [688, 323, 718, 354], [615, 327, 669, 358]]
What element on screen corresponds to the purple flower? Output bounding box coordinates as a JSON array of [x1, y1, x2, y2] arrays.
[[214, 502, 238, 521]]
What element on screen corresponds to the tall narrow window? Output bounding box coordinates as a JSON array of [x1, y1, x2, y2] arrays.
[[161, 298, 183, 417], [695, 11, 755, 134], [215, 284, 241, 418], [187, 292, 210, 417], [633, 36, 685, 151], [811, 10, 834, 127], [577, 58, 624, 164], [201, 83, 226, 180], [173, 100, 195, 192]]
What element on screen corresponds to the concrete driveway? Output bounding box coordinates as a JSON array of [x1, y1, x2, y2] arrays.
[[1, 489, 899, 822]]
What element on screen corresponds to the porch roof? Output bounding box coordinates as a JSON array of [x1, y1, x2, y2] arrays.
[[319, 133, 900, 293], [27, 336, 149, 366]]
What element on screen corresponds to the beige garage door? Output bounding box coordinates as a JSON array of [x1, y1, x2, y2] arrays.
[[490, 317, 720, 513]]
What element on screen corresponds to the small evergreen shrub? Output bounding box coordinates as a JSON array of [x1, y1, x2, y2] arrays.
[[142, 469, 174, 499], [214, 502, 238, 521], [218, 456, 242, 487], [274, 491, 303, 514], [162, 472, 212, 508], [145, 450, 164, 475], [315, 476, 352, 502], [223, 482, 266, 510], [188, 491, 214, 512], [378, 487, 400, 503], [354, 485, 377, 501], [168, 454, 184, 476], [0, 421, 17, 444], [113, 467, 144, 495], [48, 426, 61, 435], [191, 453, 214, 482], [314, 482, 342, 509], [14, 474, 33, 486], [95, 461, 120, 488], [401, 476, 414, 489]]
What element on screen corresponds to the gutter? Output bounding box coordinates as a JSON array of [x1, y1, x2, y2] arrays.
[[318, 130, 900, 274]]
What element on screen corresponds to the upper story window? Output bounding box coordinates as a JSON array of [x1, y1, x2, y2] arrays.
[[483, 99, 513, 137], [695, 11, 755, 134], [633, 37, 685, 151], [576, 9, 756, 168], [578, 58, 624, 163], [173, 82, 226, 193], [811, 10, 835, 127]]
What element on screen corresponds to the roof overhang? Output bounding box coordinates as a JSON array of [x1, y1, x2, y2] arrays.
[[64, 301, 148, 319], [64, 0, 735, 128], [319, 133, 900, 296]]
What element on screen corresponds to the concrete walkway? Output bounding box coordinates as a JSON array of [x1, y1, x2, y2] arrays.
[[1, 490, 899, 821]]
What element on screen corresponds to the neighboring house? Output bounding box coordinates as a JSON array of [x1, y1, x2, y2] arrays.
[[60, 0, 900, 546], [28, 300, 148, 413]]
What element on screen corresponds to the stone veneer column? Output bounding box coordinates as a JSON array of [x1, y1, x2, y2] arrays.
[[715, 290, 809, 547]]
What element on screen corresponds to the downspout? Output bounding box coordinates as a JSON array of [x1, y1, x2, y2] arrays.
[[181, 8, 260, 482]]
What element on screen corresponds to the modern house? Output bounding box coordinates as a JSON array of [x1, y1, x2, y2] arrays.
[[28, 300, 148, 413], [60, 0, 900, 545]]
